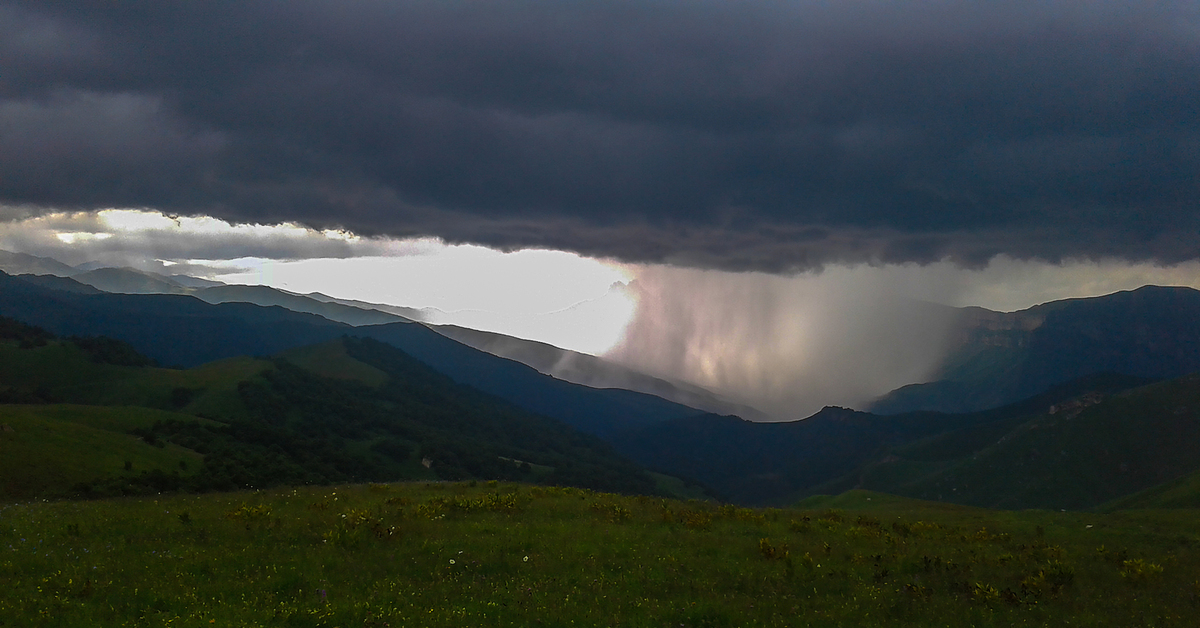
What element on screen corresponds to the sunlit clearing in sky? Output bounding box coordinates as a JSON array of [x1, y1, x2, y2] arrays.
[[0, 209, 639, 355], [54, 231, 112, 244], [98, 209, 179, 232], [99, 208, 326, 240], [216, 248, 638, 356]]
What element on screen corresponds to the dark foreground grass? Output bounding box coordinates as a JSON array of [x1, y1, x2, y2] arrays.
[[2, 484, 1198, 627]]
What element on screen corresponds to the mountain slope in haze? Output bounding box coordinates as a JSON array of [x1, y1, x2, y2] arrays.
[[5, 273, 105, 294], [194, 284, 411, 326], [0, 271, 706, 440], [168, 274, 225, 288], [46, 264, 414, 327], [301, 291, 433, 322], [0, 271, 354, 367], [0, 248, 222, 290], [0, 249, 78, 276], [361, 322, 704, 438], [72, 267, 193, 294], [185, 280, 753, 420], [841, 373, 1200, 510], [870, 286, 1200, 414], [430, 324, 770, 421]]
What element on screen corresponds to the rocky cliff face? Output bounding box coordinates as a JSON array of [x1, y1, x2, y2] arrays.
[[951, 306, 1045, 348]]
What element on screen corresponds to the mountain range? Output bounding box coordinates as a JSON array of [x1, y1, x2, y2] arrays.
[[0, 270, 710, 440], [2, 249, 1200, 510], [824, 372, 1200, 510], [0, 256, 756, 419], [0, 318, 674, 499], [870, 286, 1200, 414]]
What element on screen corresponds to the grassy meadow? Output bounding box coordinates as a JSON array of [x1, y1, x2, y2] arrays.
[[0, 404, 211, 499], [2, 484, 1198, 627]]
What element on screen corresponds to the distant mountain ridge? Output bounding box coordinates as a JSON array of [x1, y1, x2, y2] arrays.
[[870, 285, 1200, 414], [0, 250, 78, 276], [0, 270, 708, 440], [0, 250, 753, 419], [299, 292, 434, 322], [430, 324, 771, 420], [0, 320, 672, 499], [6, 262, 1200, 510], [615, 371, 1167, 505], [829, 373, 1200, 510], [193, 285, 412, 326], [73, 267, 193, 295]]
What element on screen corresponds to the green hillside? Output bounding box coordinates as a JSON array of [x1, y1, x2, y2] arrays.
[[0, 332, 270, 415], [614, 373, 1150, 506], [0, 320, 680, 500], [844, 374, 1200, 510], [278, 339, 389, 387], [1102, 468, 1200, 510], [0, 404, 209, 500], [0, 271, 708, 440], [795, 489, 981, 513]]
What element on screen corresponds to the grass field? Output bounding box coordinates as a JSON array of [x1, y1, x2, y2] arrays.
[[1103, 468, 1200, 510], [0, 404, 211, 499], [0, 340, 269, 420], [2, 485, 1197, 627]]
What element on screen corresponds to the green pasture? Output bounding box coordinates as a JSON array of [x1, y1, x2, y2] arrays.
[[1, 484, 1197, 627], [0, 404, 209, 500]]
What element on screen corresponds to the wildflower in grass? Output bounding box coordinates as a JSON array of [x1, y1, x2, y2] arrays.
[[758, 538, 788, 560], [971, 582, 1000, 605], [1121, 558, 1164, 582]]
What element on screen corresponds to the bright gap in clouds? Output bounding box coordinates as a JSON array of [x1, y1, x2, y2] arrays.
[[0, 209, 639, 355], [216, 249, 638, 356]]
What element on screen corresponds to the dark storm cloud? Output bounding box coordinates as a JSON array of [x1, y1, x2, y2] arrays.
[[1, 0, 1197, 270]]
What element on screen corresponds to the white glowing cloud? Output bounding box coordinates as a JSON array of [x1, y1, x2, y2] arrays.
[[54, 231, 112, 244], [0, 209, 395, 269], [97, 208, 178, 232], [215, 247, 638, 354]]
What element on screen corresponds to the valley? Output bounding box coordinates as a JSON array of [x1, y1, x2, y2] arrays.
[[3, 5, 1197, 625], [2, 260, 1200, 627]]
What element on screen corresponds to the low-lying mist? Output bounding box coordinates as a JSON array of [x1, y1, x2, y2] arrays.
[[604, 264, 965, 421]]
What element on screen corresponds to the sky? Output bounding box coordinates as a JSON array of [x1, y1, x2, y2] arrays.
[[1, 1, 1198, 418]]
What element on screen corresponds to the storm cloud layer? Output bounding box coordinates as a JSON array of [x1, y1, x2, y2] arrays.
[[2, 1, 1198, 270]]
